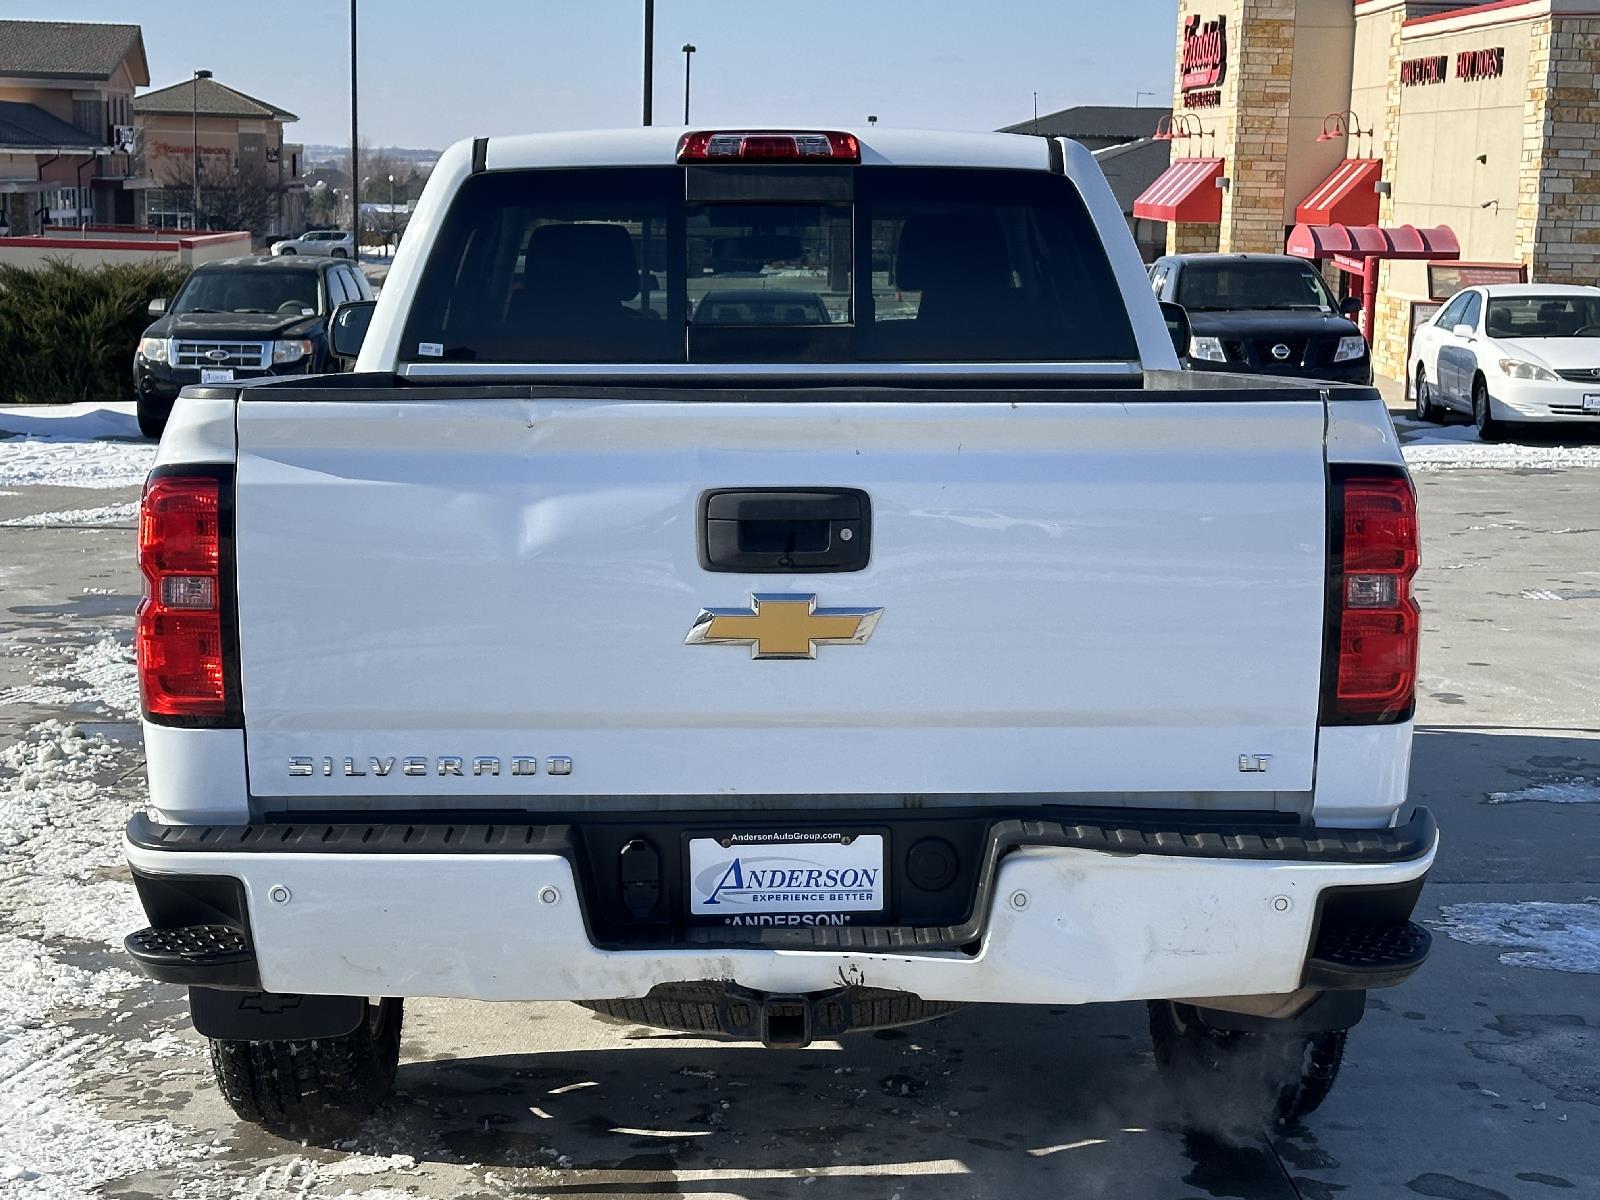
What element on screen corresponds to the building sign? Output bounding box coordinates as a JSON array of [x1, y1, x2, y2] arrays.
[[1407, 300, 1444, 367], [150, 141, 231, 159], [1456, 47, 1505, 81], [113, 124, 136, 153], [1400, 55, 1448, 86], [1427, 260, 1526, 298], [1401, 47, 1504, 86], [1181, 14, 1226, 108]]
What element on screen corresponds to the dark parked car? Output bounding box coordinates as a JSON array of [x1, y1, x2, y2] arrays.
[[133, 255, 372, 438], [1148, 253, 1371, 384]]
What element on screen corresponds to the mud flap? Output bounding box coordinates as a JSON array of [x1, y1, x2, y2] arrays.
[[190, 987, 366, 1041]]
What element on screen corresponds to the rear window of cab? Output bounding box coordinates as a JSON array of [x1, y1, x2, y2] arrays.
[[399, 166, 1138, 364]]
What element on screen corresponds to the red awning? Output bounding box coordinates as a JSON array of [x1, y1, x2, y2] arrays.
[[1133, 158, 1224, 223], [1286, 223, 1460, 265], [1295, 159, 1382, 226]]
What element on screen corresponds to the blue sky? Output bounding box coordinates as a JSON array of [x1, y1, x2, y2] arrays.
[[30, 1, 1178, 149]]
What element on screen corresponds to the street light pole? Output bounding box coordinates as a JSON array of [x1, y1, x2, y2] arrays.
[[350, 0, 360, 263], [642, 0, 654, 126], [190, 69, 211, 229], [387, 172, 395, 253], [681, 44, 695, 124]]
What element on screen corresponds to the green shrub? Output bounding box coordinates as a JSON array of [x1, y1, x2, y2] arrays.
[[0, 257, 189, 404]]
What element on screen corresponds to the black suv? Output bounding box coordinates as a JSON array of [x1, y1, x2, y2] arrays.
[[1149, 253, 1371, 384], [133, 255, 372, 438]]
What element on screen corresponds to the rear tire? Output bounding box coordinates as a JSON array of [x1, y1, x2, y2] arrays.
[[332, 248, 348, 258], [207, 998, 402, 1142], [1413, 365, 1441, 422], [1148, 1000, 1347, 1126], [135, 403, 165, 441], [1473, 375, 1505, 442]]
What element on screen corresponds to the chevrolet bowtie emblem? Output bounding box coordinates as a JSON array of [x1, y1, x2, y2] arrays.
[[685, 593, 883, 660]]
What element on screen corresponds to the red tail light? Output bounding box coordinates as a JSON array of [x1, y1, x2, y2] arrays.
[[1325, 473, 1419, 723], [677, 130, 860, 163], [138, 473, 235, 721]]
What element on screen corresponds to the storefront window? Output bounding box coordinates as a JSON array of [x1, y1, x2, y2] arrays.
[[146, 190, 195, 231]]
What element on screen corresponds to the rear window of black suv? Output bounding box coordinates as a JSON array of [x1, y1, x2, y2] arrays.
[[399, 166, 1138, 365]]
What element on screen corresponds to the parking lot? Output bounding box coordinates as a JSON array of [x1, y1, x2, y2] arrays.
[[1, 402, 1596, 1200]]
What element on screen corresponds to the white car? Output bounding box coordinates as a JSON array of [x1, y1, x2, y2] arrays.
[[1411, 283, 1600, 439], [270, 229, 354, 258]]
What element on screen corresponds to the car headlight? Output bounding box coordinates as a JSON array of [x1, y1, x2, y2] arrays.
[[1497, 357, 1558, 381], [1333, 335, 1367, 363], [138, 336, 170, 364], [1188, 335, 1228, 363], [272, 338, 314, 365]]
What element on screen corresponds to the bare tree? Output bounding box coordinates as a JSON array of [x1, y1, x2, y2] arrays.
[[155, 155, 278, 237]]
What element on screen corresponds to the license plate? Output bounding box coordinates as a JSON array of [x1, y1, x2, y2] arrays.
[[1584, 394, 1600, 413], [200, 368, 234, 384], [687, 832, 886, 923]]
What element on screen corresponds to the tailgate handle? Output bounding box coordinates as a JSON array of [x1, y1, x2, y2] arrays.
[[698, 488, 871, 573]]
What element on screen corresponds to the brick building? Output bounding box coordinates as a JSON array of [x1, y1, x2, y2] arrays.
[[0, 20, 151, 233], [133, 76, 305, 238], [1136, 0, 1600, 382]]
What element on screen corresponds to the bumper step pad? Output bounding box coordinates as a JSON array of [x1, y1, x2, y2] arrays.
[[1303, 920, 1431, 989], [125, 924, 260, 989]]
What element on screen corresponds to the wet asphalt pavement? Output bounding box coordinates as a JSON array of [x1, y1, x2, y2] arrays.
[[0, 428, 1596, 1200]]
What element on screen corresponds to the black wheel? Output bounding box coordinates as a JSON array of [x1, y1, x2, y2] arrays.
[[331, 248, 348, 258], [1148, 1000, 1347, 1126], [1413, 365, 1441, 423], [279, 246, 297, 255], [136, 403, 165, 441], [1472, 375, 1505, 442], [207, 998, 402, 1142]]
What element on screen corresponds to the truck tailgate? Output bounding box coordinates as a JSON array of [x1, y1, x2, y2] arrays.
[[234, 394, 1328, 804]]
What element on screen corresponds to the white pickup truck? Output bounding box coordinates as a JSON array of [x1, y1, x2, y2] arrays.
[[124, 126, 1435, 1139]]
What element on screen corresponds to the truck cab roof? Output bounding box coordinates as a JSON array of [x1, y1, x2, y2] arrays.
[[471, 125, 1062, 173]]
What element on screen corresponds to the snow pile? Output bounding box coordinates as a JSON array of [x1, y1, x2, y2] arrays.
[[1399, 423, 1600, 471], [0, 402, 153, 490], [0, 720, 145, 945], [0, 636, 140, 719], [1433, 898, 1600, 973], [0, 402, 139, 441], [0, 439, 155, 490], [2, 502, 138, 528], [1488, 780, 1600, 805]]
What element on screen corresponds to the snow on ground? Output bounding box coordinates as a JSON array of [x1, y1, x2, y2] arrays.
[[2, 501, 137, 528], [0, 997, 209, 1199], [0, 630, 213, 1195], [1433, 898, 1600, 974], [1488, 780, 1600, 805], [0, 401, 139, 441], [0, 636, 140, 719], [0, 768, 208, 1195], [0, 720, 146, 945], [0, 602, 420, 1195], [1397, 420, 1600, 472], [0, 402, 153, 491], [0, 439, 154, 490]]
